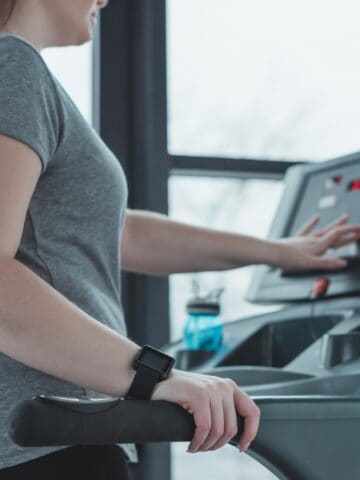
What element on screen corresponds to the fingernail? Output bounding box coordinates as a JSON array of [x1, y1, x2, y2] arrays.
[[241, 442, 251, 452]]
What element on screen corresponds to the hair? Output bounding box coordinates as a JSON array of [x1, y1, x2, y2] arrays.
[[0, 0, 16, 28]]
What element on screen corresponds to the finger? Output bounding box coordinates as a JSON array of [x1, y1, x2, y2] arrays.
[[181, 402, 194, 414], [328, 232, 360, 249], [314, 213, 349, 237], [320, 225, 360, 250], [234, 389, 260, 452], [198, 396, 224, 451], [308, 255, 348, 271], [208, 394, 237, 451], [296, 214, 320, 236], [187, 399, 212, 453]]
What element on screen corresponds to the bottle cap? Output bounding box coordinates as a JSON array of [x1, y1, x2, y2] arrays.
[[186, 300, 220, 315], [186, 284, 224, 314]]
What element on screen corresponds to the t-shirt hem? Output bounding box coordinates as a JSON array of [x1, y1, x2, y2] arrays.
[[0, 129, 48, 174]]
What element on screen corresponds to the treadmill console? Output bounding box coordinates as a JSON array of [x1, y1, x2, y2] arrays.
[[247, 151, 360, 303]]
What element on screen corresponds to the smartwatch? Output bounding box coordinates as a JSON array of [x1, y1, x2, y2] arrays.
[[125, 345, 175, 400]]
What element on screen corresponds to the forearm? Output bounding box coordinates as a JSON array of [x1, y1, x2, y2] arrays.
[[0, 256, 140, 397], [121, 209, 282, 275]]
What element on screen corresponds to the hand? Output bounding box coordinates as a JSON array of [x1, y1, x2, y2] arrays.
[[151, 368, 260, 453], [274, 213, 360, 272]]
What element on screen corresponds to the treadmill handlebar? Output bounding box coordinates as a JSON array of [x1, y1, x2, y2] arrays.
[[7, 392, 360, 469], [7, 394, 245, 447]]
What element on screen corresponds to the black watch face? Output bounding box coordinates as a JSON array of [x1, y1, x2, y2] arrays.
[[138, 346, 174, 373]]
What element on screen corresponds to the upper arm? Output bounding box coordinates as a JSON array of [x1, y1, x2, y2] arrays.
[[0, 37, 61, 175], [0, 133, 42, 258], [0, 36, 61, 259]]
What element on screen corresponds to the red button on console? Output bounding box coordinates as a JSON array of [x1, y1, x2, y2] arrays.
[[311, 277, 330, 298], [348, 179, 360, 191]]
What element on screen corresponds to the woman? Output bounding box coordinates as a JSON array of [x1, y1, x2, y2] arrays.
[[0, 0, 359, 478]]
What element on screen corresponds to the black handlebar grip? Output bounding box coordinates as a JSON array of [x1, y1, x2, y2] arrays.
[[7, 395, 244, 447]]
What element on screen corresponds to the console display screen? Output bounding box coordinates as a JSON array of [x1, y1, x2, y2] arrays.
[[247, 153, 360, 302], [286, 164, 360, 259]]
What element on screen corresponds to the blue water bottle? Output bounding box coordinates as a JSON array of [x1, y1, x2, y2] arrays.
[[183, 284, 224, 352]]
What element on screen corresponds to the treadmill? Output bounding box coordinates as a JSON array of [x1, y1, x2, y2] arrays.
[[8, 151, 360, 480]]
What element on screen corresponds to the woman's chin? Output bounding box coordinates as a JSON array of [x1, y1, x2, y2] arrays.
[[74, 29, 92, 46]]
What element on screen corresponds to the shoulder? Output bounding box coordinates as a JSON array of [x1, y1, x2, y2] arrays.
[[0, 34, 52, 80], [0, 33, 41, 56], [0, 34, 61, 108]]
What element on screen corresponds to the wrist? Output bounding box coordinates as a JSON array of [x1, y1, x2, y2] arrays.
[[248, 238, 284, 268], [123, 346, 141, 397], [265, 240, 286, 268], [151, 368, 178, 400], [125, 345, 176, 400]]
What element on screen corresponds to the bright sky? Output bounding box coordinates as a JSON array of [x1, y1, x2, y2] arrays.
[[167, 0, 360, 161]]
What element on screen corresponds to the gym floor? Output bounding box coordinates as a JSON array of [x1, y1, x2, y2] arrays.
[[172, 443, 278, 479]]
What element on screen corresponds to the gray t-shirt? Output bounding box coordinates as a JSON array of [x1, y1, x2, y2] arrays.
[[0, 33, 138, 469]]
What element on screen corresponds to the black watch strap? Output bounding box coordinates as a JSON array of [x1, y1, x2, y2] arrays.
[[125, 364, 162, 400]]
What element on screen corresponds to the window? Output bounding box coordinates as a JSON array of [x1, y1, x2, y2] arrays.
[[168, 174, 284, 480], [167, 0, 360, 161], [42, 42, 93, 125], [99, 3, 323, 478], [168, 175, 284, 341]]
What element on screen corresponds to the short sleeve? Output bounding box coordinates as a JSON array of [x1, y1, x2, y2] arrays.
[[0, 36, 61, 174]]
